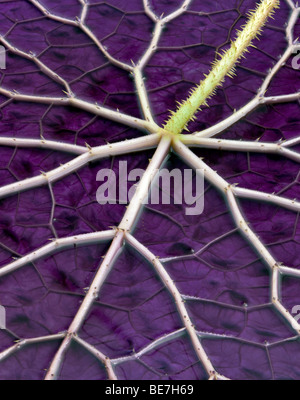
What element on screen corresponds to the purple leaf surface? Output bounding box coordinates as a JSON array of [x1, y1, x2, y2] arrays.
[[0, 0, 299, 380]]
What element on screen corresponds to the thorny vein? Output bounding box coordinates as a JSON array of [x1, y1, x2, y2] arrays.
[[0, 0, 299, 380]]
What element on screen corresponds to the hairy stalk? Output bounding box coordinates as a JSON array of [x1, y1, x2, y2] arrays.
[[163, 0, 280, 135]]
